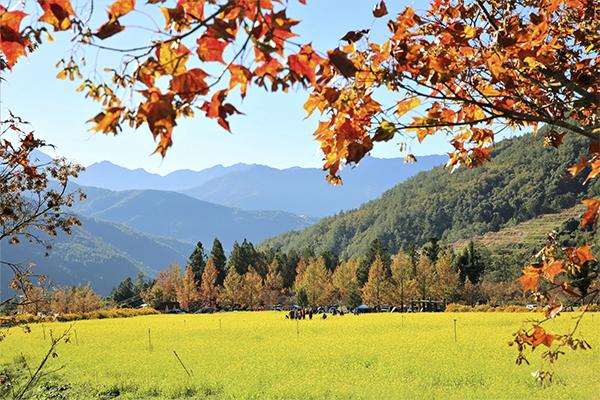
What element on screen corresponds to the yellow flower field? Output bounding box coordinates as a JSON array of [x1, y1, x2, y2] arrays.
[[2, 311, 598, 399]]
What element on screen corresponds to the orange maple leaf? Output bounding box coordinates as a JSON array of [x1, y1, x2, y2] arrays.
[[38, 0, 77, 31], [581, 199, 600, 229], [87, 107, 125, 135], [563, 156, 588, 180], [527, 325, 557, 350], [170, 68, 209, 102], [0, 9, 29, 69], [109, 0, 135, 20], [228, 64, 252, 98], [543, 259, 564, 282], [517, 264, 543, 292], [157, 42, 190, 75], [196, 36, 228, 64]]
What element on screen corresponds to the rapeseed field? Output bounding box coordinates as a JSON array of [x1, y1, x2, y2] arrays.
[[2, 311, 598, 399]]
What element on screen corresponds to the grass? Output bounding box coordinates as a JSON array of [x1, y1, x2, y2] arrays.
[[1, 311, 598, 399]]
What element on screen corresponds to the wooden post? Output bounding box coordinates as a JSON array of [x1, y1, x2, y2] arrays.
[[148, 328, 152, 352], [454, 319, 457, 342], [75, 329, 79, 345]]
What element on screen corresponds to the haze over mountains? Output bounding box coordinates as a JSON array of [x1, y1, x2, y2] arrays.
[[73, 155, 447, 217]]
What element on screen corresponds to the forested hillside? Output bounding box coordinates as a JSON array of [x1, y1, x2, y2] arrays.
[[68, 186, 319, 246], [261, 132, 599, 259], [0, 215, 193, 297]]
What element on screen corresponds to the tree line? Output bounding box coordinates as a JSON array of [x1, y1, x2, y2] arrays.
[[108, 237, 532, 312]]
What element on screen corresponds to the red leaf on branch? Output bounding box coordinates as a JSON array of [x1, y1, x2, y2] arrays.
[[228, 64, 252, 98], [581, 199, 600, 228], [137, 88, 176, 156], [288, 44, 324, 86], [200, 90, 242, 132], [526, 325, 557, 350]]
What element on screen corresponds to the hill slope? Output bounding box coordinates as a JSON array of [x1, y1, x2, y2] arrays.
[[260, 132, 599, 258], [69, 185, 319, 248], [0, 215, 194, 298]]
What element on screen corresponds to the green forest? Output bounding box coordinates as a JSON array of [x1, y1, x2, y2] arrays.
[[260, 129, 600, 261]]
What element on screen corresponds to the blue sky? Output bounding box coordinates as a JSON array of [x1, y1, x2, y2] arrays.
[[1, 0, 461, 175]]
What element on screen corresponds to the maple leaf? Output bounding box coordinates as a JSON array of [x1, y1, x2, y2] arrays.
[[396, 98, 421, 118], [341, 29, 370, 43], [196, 36, 228, 64], [87, 107, 125, 135], [287, 44, 324, 86], [95, 19, 125, 40], [563, 157, 588, 180], [170, 68, 209, 102], [565, 245, 597, 270], [228, 64, 252, 98], [0, 9, 29, 69], [517, 264, 543, 293], [38, 0, 77, 31], [373, 1, 388, 18], [137, 88, 176, 156], [527, 325, 557, 351], [543, 131, 567, 149], [200, 90, 242, 132], [543, 259, 564, 282], [580, 199, 600, 229], [157, 42, 190, 75], [328, 48, 358, 79], [109, 0, 135, 19]]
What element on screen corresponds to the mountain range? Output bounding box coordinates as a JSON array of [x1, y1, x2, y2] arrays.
[[73, 155, 447, 217]]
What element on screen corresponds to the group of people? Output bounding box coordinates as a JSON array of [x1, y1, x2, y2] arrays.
[[286, 307, 346, 320]]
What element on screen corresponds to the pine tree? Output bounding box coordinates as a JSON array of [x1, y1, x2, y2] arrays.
[[210, 238, 228, 286], [188, 241, 207, 284]]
